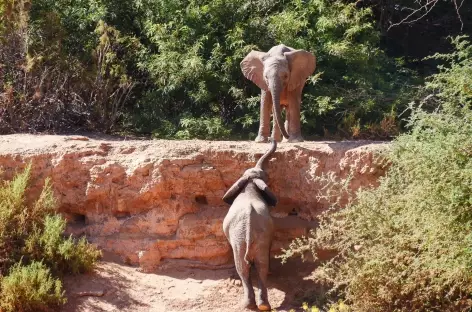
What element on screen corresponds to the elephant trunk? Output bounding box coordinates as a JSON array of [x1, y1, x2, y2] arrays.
[[269, 80, 290, 139], [255, 138, 277, 170]]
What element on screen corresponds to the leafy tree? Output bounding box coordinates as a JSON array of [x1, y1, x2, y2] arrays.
[[131, 0, 416, 139], [5, 0, 464, 139]]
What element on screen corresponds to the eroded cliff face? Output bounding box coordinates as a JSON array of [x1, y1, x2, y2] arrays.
[[0, 134, 388, 271]]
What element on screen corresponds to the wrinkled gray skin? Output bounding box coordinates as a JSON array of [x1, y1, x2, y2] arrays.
[[222, 139, 278, 311], [241, 44, 316, 143]]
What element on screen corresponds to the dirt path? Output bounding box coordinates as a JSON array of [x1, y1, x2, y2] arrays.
[[62, 253, 317, 312]]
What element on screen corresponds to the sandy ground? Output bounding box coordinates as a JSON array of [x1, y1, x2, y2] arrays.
[[0, 133, 385, 157], [61, 253, 318, 312]]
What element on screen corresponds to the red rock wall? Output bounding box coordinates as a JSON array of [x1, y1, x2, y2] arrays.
[[0, 134, 388, 271]]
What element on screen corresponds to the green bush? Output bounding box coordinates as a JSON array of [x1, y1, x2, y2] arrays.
[[0, 261, 64, 312], [2, 0, 418, 138], [0, 164, 101, 311], [424, 35, 472, 114], [133, 0, 416, 138], [174, 116, 232, 140], [279, 36, 472, 311], [24, 215, 101, 275]]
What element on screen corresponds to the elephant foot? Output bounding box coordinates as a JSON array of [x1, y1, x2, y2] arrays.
[[257, 302, 271, 311], [287, 135, 304, 143], [271, 135, 283, 143], [241, 298, 257, 310], [254, 135, 268, 143]]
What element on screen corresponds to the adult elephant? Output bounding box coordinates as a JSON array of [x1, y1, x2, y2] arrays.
[[241, 44, 316, 143]]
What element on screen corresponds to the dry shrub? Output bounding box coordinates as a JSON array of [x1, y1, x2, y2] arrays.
[[0, 261, 65, 312], [0, 1, 136, 133], [0, 164, 101, 311]]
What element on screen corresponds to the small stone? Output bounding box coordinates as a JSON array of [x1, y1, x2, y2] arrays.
[[75, 290, 105, 297], [64, 136, 89, 141]]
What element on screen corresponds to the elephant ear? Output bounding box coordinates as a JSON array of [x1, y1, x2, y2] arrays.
[[222, 176, 249, 205], [253, 178, 277, 207], [240, 50, 268, 91], [285, 49, 316, 91]]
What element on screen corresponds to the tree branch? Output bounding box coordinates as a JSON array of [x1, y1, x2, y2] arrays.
[[453, 0, 465, 31], [388, 0, 439, 31]]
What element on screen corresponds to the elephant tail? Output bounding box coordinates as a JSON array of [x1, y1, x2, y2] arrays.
[[244, 206, 255, 264]]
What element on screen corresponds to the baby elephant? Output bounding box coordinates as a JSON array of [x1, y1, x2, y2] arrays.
[[222, 139, 277, 311]]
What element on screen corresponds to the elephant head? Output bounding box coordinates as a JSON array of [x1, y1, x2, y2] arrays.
[[241, 45, 316, 139], [222, 139, 277, 206]]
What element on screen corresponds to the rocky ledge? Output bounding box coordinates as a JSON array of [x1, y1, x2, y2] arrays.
[[0, 134, 388, 271]]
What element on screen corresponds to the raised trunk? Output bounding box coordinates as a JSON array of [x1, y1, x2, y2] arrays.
[[255, 139, 277, 170], [269, 81, 289, 139]]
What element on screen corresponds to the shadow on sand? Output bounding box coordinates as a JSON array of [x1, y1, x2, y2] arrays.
[[62, 251, 325, 312], [154, 256, 325, 311], [61, 253, 149, 312]]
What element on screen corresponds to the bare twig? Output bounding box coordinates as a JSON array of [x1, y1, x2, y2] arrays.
[[388, 0, 439, 31], [453, 0, 464, 31]]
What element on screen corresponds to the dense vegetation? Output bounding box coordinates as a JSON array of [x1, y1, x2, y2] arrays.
[[0, 165, 101, 312], [1, 0, 470, 139], [2, 0, 472, 311], [281, 36, 472, 311]]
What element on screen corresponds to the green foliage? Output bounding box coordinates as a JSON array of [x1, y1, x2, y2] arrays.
[[0, 164, 56, 272], [279, 36, 472, 311], [0, 164, 101, 311], [134, 0, 416, 138], [424, 35, 472, 114], [1, 0, 144, 133], [173, 116, 231, 140], [0, 261, 65, 312], [24, 215, 101, 275], [267, 0, 406, 136], [2, 0, 418, 138]]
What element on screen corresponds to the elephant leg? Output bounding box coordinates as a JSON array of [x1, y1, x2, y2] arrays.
[[282, 107, 291, 143], [271, 107, 283, 142], [268, 240, 273, 275], [233, 245, 256, 309], [255, 91, 272, 143], [254, 252, 271, 311], [287, 88, 304, 142]]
